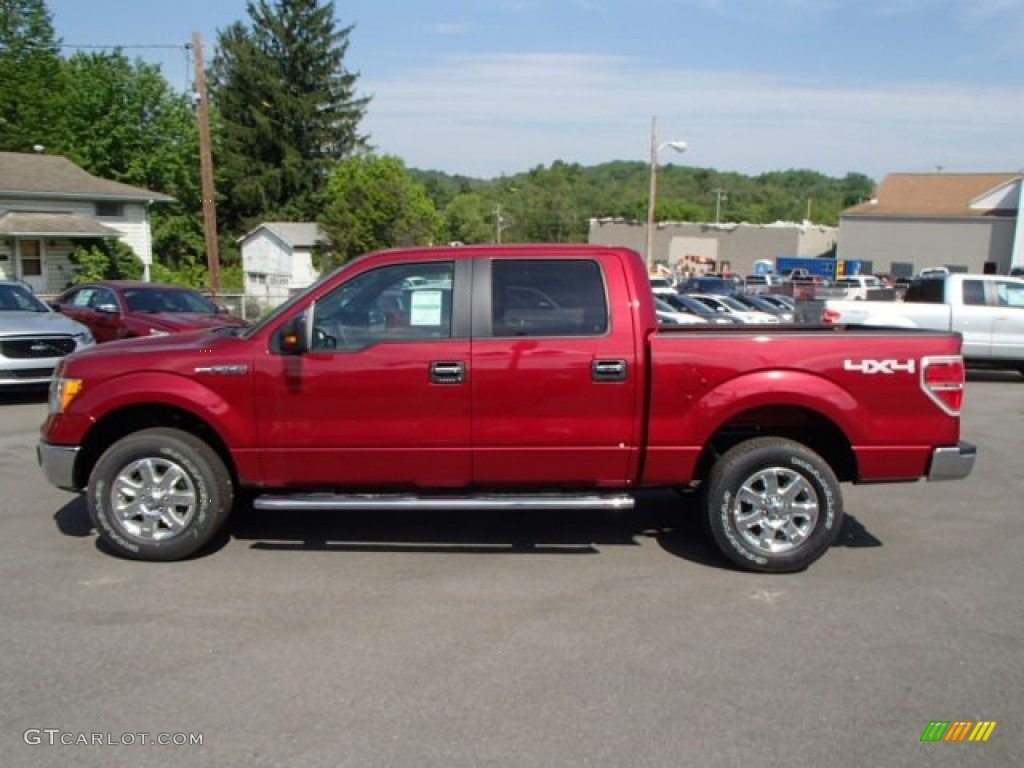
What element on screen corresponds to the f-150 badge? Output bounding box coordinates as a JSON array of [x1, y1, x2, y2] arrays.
[[844, 359, 916, 375]]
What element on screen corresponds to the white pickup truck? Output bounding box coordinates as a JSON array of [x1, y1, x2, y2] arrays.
[[820, 273, 1024, 375]]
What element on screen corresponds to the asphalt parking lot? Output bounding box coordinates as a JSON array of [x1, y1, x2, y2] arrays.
[[1, 374, 1021, 768]]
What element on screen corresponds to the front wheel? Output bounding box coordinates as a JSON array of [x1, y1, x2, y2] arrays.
[[87, 428, 234, 561], [704, 437, 843, 573]]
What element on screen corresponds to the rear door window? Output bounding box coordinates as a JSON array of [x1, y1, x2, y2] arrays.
[[492, 259, 608, 337]]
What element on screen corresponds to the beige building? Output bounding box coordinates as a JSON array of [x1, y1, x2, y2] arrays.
[[588, 218, 837, 276], [839, 173, 1023, 276]]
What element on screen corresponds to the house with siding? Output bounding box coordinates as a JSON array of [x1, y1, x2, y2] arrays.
[[838, 173, 1023, 276], [0, 151, 174, 293], [239, 222, 327, 309]]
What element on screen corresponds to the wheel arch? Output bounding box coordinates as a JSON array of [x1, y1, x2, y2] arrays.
[[74, 404, 237, 491], [693, 404, 858, 486]]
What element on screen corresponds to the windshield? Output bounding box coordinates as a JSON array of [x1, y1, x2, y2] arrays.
[[0, 283, 50, 312], [124, 287, 218, 314]]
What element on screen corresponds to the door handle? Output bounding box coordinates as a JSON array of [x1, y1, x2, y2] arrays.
[[430, 361, 465, 384], [592, 359, 627, 382]]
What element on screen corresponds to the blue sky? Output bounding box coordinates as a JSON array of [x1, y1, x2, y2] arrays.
[[47, 0, 1024, 181]]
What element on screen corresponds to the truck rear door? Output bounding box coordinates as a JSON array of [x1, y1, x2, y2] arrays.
[[469, 254, 643, 486]]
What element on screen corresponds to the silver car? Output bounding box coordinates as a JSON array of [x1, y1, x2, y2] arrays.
[[0, 280, 95, 387]]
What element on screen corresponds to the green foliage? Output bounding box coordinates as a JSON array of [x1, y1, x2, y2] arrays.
[[209, 0, 370, 233], [0, 0, 64, 152], [55, 50, 205, 272], [411, 162, 878, 244], [69, 246, 109, 283], [69, 239, 143, 281], [319, 154, 443, 264], [443, 192, 494, 245]]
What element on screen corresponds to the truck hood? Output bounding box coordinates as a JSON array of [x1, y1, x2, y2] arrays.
[[68, 326, 247, 368], [0, 310, 92, 337], [134, 311, 248, 333]]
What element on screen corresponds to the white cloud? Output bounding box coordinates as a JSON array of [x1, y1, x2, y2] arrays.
[[361, 52, 1024, 179]]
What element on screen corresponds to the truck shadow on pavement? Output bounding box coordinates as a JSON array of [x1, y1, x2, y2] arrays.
[[53, 488, 882, 570]]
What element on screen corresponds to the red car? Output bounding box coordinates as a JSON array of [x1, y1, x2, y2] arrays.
[[53, 281, 247, 343]]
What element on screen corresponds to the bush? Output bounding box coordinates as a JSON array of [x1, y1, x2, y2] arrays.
[[70, 239, 144, 282]]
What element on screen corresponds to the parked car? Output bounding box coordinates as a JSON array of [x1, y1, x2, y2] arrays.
[[0, 280, 95, 387], [686, 293, 781, 324], [39, 243, 974, 573], [730, 293, 796, 323], [654, 298, 707, 325], [53, 281, 247, 342], [820, 273, 1024, 375], [661, 293, 742, 324], [649, 276, 678, 298], [677, 275, 742, 297], [754, 293, 796, 312], [743, 274, 783, 293], [834, 275, 886, 301]]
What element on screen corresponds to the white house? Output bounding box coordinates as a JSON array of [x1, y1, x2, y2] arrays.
[[239, 222, 327, 308], [0, 151, 174, 293]]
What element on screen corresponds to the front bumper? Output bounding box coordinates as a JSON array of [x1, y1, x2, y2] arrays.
[[37, 440, 81, 492], [927, 441, 977, 482]]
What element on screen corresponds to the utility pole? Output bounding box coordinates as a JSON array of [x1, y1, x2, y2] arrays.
[[493, 204, 505, 244], [192, 31, 221, 298], [714, 188, 728, 224]]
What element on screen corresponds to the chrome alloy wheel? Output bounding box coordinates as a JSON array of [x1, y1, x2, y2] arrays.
[[110, 457, 198, 542], [731, 466, 820, 555]]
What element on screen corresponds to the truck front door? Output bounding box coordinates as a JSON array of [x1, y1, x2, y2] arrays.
[[253, 260, 473, 489], [470, 256, 642, 487]]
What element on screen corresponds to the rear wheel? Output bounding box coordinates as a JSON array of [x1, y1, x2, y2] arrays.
[[87, 428, 234, 561], [704, 437, 843, 573]]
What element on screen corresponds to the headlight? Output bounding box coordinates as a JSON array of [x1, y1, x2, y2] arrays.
[[73, 330, 95, 346], [48, 376, 84, 415]]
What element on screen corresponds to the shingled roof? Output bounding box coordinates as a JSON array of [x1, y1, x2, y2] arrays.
[[239, 222, 328, 248], [0, 151, 174, 202], [843, 173, 1022, 218]]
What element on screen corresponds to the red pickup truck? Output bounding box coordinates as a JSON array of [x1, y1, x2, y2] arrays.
[[38, 244, 975, 572]]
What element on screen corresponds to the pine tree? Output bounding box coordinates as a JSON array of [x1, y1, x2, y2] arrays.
[[209, 0, 369, 233], [0, 0, 64, 151]]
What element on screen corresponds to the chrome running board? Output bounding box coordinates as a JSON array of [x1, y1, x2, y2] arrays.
[[253, 492, 635, 512]]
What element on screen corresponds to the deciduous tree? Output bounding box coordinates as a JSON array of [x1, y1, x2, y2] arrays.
[[319, 154, 442, 265]]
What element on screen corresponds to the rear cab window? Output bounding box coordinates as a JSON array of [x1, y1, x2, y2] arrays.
[[491, 259, 608, 337]]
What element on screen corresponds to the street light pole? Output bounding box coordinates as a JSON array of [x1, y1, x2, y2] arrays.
[[714, 188, 728, 224], [644, 116, 687, 273]]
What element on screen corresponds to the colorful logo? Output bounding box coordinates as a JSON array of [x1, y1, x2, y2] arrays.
[[921, 721, 997, 742]]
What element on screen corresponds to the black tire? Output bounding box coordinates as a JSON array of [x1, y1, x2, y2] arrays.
[[87, 428, 234, 561], [704, 437, 843, 573]]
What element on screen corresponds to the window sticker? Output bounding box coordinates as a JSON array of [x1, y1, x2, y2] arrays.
[[410, 290, 443, 326]]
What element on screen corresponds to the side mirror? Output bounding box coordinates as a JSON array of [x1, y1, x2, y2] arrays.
[[280, 301, 315, 355], [96, 303, 120, 314]]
